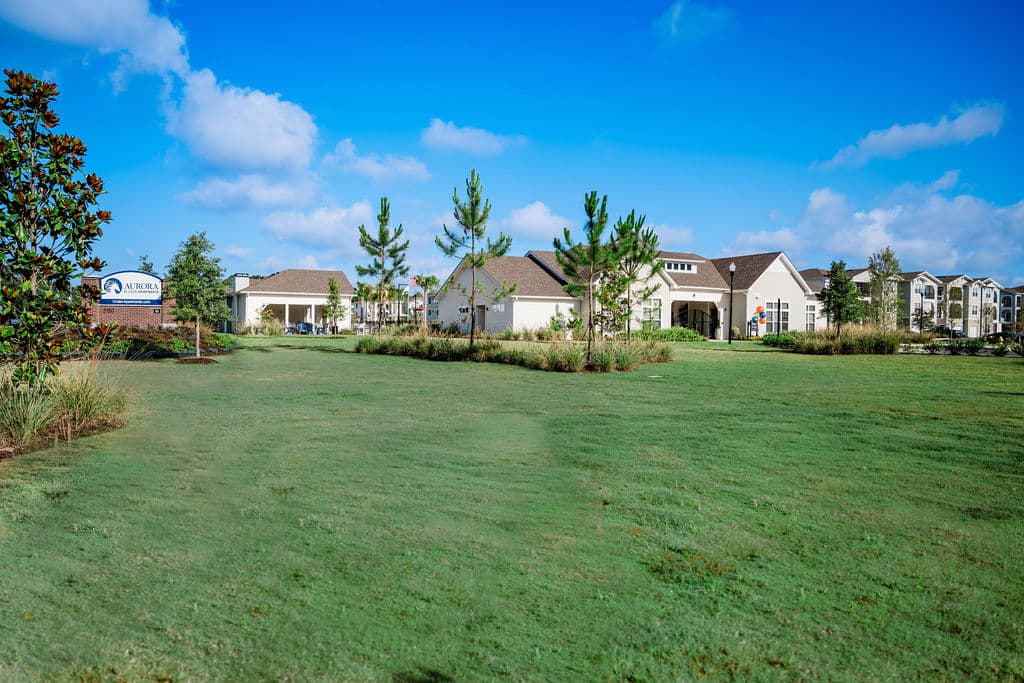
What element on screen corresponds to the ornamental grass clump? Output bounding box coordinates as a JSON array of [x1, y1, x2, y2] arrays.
[[355, 336, 670, 372], [0, 375, 52, 447], [760, 326, 902, 355], [0, 361, 127, 456]]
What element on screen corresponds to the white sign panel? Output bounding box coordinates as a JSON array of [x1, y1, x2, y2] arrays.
[[99, 270, 163, 306]]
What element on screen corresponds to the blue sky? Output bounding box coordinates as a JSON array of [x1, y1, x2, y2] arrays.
[[2, 0, 1022, 285]]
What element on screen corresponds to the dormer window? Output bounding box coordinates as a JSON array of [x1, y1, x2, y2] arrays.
[[663, 261, 695, 272]]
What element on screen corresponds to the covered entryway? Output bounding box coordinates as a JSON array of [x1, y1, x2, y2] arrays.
[[671, 302, 720, 338]]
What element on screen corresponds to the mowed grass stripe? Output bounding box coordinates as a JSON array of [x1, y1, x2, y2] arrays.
[[0, 336, 1021, 680]]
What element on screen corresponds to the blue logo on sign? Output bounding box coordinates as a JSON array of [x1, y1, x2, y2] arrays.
[[103, 278, 122, 294]]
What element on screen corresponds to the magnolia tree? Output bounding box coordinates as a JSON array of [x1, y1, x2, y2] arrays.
[[0, 70, 109, 384]]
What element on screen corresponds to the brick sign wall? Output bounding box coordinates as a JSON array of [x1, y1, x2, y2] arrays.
[[83, 276, 177, 328]]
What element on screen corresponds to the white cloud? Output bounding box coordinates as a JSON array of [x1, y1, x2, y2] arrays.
[[223, 246, 254, 260], [499, 202, 571, 240], [781, 186, 1024, 277], [263, 201, 374, 248], [421, 118, 527, 155], [930, 169, 960, 192], [654, 1, 735, 45], [296, 255, 320, 269], [820, 104, 1005, 169], [168, 69, 317, 171], [651, 223, 695, 249], [181, 174, 318, 211], [324, 138, 430, 181], [725, 228, 799, 255], [0, 0, 189, 84]]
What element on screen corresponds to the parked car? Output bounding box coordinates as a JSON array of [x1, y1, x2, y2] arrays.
[[935, 325, 965, 338]]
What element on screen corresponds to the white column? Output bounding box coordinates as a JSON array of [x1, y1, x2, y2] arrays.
[[285, 303, 290, 327]]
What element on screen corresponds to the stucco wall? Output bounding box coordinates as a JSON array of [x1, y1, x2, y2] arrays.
[[511, 298, 578, 331], [745, 258, 810, 334]]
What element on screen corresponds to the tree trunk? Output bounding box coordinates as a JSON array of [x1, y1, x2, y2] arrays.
[[195, 319, 201, 358], [586, 279, 594, 363], [625, 286, 633, 343]]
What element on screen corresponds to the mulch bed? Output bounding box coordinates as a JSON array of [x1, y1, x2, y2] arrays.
[[176, 357, 219, 365]]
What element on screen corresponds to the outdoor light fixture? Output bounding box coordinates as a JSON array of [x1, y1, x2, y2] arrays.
[[728, 262, 736, 344]]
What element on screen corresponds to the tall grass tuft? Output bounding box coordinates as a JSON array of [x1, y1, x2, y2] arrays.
[[761, 326, 903, 355], [47, 364, 127, 440], [355, 336, 670, 372], [0, 360, 127, 456], [0, 377, 53, 446]]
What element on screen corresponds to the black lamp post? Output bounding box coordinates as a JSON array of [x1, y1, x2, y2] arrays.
[[728, 262, 736, 344]]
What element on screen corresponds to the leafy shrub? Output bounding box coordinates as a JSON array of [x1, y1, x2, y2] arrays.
[[96, 326, 233, 358], [1012, 343, 1024, 357], [992, 344, 1010, 357], [638, 327, 704, 342], [923, 342, 944, 355], [760, 332, 799, 349], [964, 338, 985, 356]]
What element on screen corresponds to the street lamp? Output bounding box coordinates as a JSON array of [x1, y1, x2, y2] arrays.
[[728, 262, 736, 344]]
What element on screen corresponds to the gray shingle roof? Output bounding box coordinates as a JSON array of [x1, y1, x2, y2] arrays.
[[525, 250, 570, 283], [799, 268, 829, 294], [711, 252, 783, 291], [483, 256, 571, 298], [660, 251, 729, 289], [240, 269, 353, 295]]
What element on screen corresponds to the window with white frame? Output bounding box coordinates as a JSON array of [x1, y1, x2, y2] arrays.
[[971, 286, 980, 298], [663, 261, 695, 272], [766, 301, 789, 332], [913, 280, 923, 294], [805, 304, 815, 331], [971, 304, 979, 316], [923, 285, 935, 299], [642, 297, 662, 328]]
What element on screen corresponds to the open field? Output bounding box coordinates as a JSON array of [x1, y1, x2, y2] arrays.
[[1, 337, 1022, 680]]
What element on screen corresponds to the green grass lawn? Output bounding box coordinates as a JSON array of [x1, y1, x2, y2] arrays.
[[1, 337, 1022, 681]]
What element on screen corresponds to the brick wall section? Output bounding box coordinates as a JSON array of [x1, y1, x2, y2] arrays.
[[83, 276, 177, 328]]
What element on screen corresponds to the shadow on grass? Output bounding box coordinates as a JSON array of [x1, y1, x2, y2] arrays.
[[393, 668, 454, 683], [980, 390, 1024, 397]]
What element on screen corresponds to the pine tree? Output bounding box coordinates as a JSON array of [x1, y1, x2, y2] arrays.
[[553, 191, 615, 362], [138, 255, 156, 275], [817, 260, 863, 335], [610, 210, 663, 341], [166, 232, 230, 359], [356, 197, 409, 334], [435, 170, 513, 347]]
